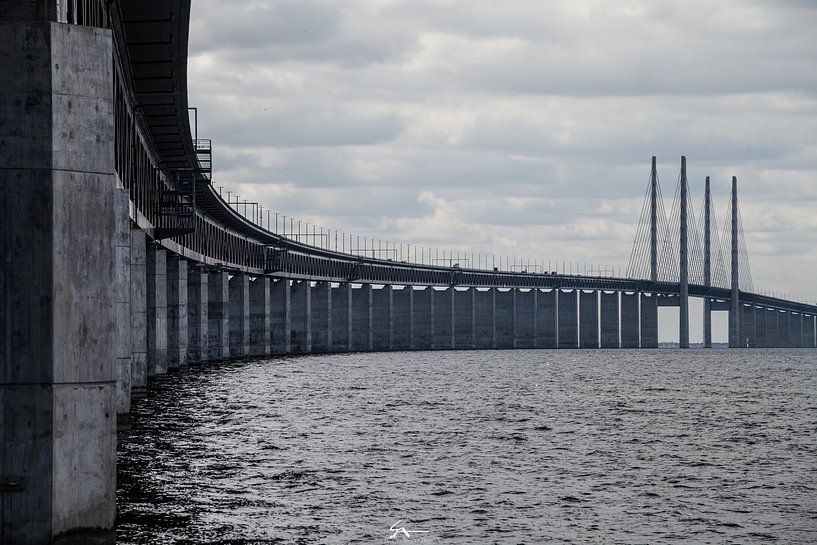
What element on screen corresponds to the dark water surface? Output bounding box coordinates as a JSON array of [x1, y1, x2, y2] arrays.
[[117, 349, 817, 544]]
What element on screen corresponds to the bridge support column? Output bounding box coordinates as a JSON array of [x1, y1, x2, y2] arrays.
[[114, 190, 132, 424], [433, 287, 455, 349], [805, 314, 816, 348], [229, 273, 250, 357], [0, 19, 116, 540], [475, 288, 497, 349], [311, 281, 332, 352], [167, 255, 189, 369], [767, 309, 780, 347], [455, 288, 476, 349], [580, 290, 599, 349], [792, 312, 803, 348], [728, 176, 740, 348], [393, 286, 414, 350], [558, 290, 578, 349], [640, 293, 658, 348], [740, 304, 756, 348], [147, 245, 168, 376], [249, 277, 271, 356], [373, 285, 394, 350], [536, 290, 557, 348], [755, 306, 767, 348], [270, 278, 291, 353], [600, 292, 619, 348], [779, 311, 791, 347], [621, 292, 639, 348], [130, 228, 147, 394], [516, 289, 537, 349], [352, 284, 373, 351], [413, 286, 434, 349], [703, 298, 712, 348], [208, 270, 230, 359], [331, 283, 353, 351], [187, 265, 209, 363], [291, 280, 312, 353], [496, 289, 516, 349]]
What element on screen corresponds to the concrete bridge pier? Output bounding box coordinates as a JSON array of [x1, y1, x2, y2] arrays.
[[600, 291, 620, 348], [130, 229, 148, 395], [208, 270, 230, 359], [536, 289, 557, 348], [433, 287, 455, 349], [229, 273, 250, 357], [352, 284, 373, 351], [558, 290, 578, 348], [166, 255, 189, 370], [755, 306, 768, 347], [516, 289, 537, 349], [454, 288, 476, 349], [393, 286, 414, 349], [767, 309, 780, 347], [311, 281, 332, 352], [474, 288, 497, 349], [146, 245, 168, 376], [414, 287, 434, 349], [291, 280, 312, 353], [270, 278, 291, 353], [114, 190, 132, 424], [621, 292, 639, 348], [580, 290, 599, 349], [495, 289, 516, 349], [331, 283, 353, 351], [805, 315, 816, 347], [187, 265, 209, 363], [249, 276, 271, 356], [372, 285, 393, 351], [640, 292, 658, 348], [740, 304, 756, 348], [0, 17, 116, 541], [779, 311, 791, 347]]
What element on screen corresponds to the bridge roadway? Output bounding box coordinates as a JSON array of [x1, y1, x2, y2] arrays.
[[1, 1, 816, 543]]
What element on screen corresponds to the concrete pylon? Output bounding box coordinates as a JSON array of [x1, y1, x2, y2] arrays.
[[650, 156, 658, 283], [679, 156, 689, 348], [703, 176, 712, 348], [729, 176, 740, 347]]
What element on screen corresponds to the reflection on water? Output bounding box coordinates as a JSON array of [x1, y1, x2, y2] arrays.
[[117, 349, 817, 544]]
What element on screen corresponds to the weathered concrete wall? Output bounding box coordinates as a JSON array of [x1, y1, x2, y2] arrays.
[[433, 287, 455, 349], [393, 286, 413, 350], [579, 290, 598, 349], [331, 283, 352, 351], [114, 189, 131, 420], [229, 273, 250, 357], [558, 290, 578, 349], [474, 288, 496, 349], [249, 276, 271, 356], [311, 281, 332, 352], [352, 284, 373, 351], [536, 290, 557, 348], [495, 289, 515, 349], [146, 246, 168, 376], [187, 265, 208, 363], [270, 278, 291, 353], [413, 287, 434, 349], [454, 288, 475, 349], [516, 289, 536, 349], [130, 228, 147, 391], [640, 293, 658, 348], [372, 285, 393, 350], [207, 270, 230, 359], [620, 292, 639, 348], [291, 280, 312, 353], [600, 291, 619, 348], [0, 21, 116, 542], [166, 255, 188, 369]]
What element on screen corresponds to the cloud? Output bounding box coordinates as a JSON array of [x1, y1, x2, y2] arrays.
[[187, 0, 817, 305]]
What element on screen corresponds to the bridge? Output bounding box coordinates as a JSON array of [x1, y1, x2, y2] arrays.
[[1, 1, 815, 543]]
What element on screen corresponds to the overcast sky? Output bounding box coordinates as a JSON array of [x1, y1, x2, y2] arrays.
[[187, 1, 817, 339]]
